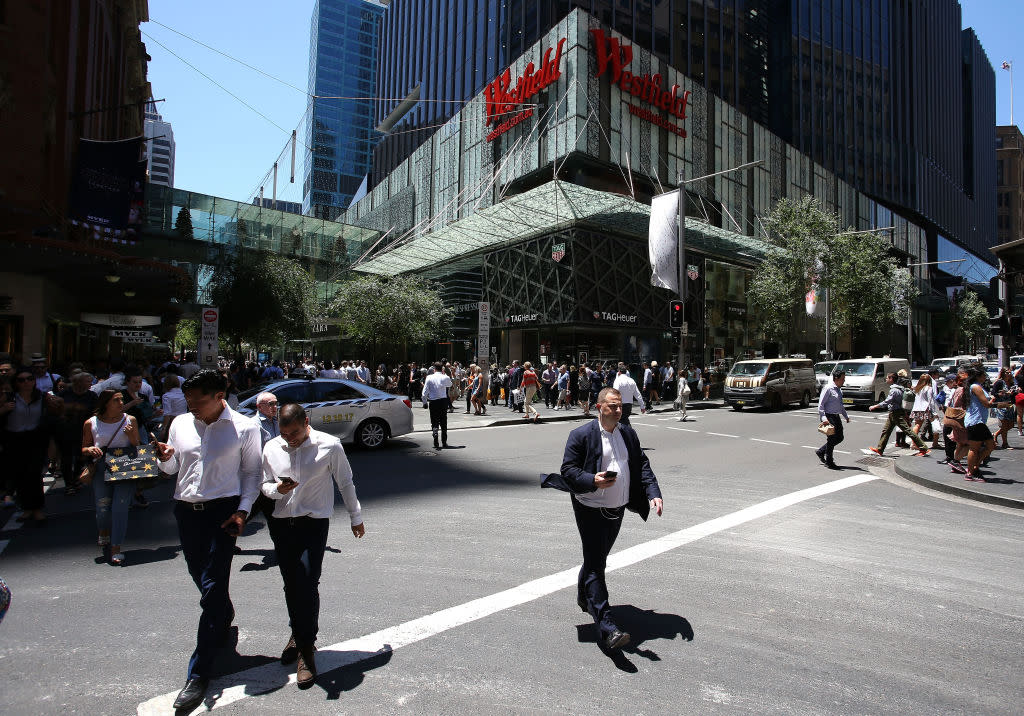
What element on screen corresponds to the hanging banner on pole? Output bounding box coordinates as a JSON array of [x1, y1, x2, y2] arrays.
[[198, 306, 220, 368], [648, 191, 679, 294], [477, 302, 490, 361]]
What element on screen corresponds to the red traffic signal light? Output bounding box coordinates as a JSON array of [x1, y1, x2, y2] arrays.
[[669, 299, 684, 328]]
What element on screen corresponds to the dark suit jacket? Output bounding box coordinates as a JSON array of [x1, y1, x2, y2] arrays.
[[542, 419, 662, 521]]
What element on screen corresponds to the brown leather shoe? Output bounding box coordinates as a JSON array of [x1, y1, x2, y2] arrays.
[[280, 635, 298, 664], [296, 645, 317, 689]]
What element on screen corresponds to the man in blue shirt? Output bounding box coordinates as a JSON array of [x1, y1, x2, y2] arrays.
[[816, 370, 851, 468]]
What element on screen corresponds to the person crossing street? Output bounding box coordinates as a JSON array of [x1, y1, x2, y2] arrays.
[[868, 373, 929, 456], [816, 369, 850, 468]]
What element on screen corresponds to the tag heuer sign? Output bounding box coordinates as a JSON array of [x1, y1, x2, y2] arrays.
[[686, 264, 700, 281], [551, 242, 566, 262]]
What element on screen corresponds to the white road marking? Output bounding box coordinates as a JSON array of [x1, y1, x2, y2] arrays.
[[665, 427, 700, 433], [0, 539, 8, 556], [1, 514, 19, 533], [137, 474, 878, 714], [707, 432, 739, 438], [751, 438, 790, 446], [801, 445, 818, 449]]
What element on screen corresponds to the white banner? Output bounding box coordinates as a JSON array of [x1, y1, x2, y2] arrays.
[[648, 191, 679, 294], [80, 313, 161, 327], [477, 302, 490, 361], [198, 306, 219, 368]]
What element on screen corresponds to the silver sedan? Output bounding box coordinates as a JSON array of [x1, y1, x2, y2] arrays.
[[237, 378, 414, 449]]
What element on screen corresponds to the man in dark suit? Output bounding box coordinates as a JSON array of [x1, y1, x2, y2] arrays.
[[543, 386, 664, 650]]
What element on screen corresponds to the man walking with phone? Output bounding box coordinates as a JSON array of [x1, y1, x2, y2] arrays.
[[260, 403, 364, 688], [154, 370, 262, 712], [542, 387, 663, 651]]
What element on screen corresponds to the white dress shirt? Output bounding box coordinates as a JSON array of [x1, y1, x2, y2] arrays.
[[613, 373, 646, 410], [260, 428, 362, 524], [161, 387, 187, 417], [576, 423, 631, 508], [423, 371, 453, 400], [159, 403, 262, 513], [91, 372, 125, 394]]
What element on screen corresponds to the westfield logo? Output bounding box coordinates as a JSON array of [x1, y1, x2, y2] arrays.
[[484, 38, 566, 127], [590, 28, 691, 121]]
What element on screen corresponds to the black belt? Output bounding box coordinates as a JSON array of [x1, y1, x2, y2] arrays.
[[177, 495, 239, 511]]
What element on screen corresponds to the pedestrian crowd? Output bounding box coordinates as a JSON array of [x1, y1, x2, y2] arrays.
[[817, 361, 1024, 481]]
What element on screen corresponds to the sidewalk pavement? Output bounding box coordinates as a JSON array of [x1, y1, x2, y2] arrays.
[[892, 422, 1024, 510], [410, 397, 728, 432]]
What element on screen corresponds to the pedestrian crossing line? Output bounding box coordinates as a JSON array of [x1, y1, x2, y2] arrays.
[[665, 426, 700, 433], [707, 432, 739, 438], [0, 539, 8, 556], [136, 473, 880, 715], [1, 514, 19, 533], [751, 438, 791, 446], [801, 445, 819, 450]]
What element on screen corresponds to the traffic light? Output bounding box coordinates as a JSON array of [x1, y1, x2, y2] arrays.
[[669, 299, 684, 328], [989, 310, 1010, 336]]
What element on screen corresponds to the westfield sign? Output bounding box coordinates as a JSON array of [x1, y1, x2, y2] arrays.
[[484, 38, 566, 142], [589, 28, 690, 136]]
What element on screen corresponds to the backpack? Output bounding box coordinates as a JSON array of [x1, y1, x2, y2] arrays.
[[900, 385, 916, 410]]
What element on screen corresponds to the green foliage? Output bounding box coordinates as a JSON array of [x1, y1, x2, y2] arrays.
[[173, 319, 197, 354], [209, 252, 319, 350], [174, 206, 194, 240], [955, 289, 989, 350], [750, 196, 918, 349], [329, 274, 453, 360]]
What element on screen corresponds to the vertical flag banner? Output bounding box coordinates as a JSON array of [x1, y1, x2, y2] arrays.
[[649, 191, 679, 293]]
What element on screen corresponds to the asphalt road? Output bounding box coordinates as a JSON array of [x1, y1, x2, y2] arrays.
[[1, 405, 1022, 715]]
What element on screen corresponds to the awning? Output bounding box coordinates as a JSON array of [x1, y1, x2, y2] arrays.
[[352, 180, 773, 276]]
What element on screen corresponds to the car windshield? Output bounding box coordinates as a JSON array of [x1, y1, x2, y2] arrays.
[[729, 362, 770, 376], [814, 362, 836, 375], [834, 361, 876, 376]]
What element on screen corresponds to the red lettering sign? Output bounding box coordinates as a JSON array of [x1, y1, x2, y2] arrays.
[[590, 29, 690, 134], [484, 38, 567, 136]]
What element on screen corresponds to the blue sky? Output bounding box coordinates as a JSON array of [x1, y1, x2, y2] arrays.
[[144, 0, 1022, 204]]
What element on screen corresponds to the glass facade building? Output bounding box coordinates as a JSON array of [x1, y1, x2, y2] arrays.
[[304, 0, 385, 220], [374, 0, 996, 261]]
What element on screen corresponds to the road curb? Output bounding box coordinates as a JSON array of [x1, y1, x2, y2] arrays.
[[893, 459, 1024, 510]]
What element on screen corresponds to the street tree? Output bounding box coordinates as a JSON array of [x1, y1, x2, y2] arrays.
[[173, 318, 197, 357], [174, 206, 194, 240], [209, 251, 319, 355], [329, 274, 453, 364], [750, 196, 917, 354], [953, 289, 989, 354]]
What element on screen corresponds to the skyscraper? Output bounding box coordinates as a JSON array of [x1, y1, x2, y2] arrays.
[[303, 0, 385, 220], [144, 99, 175, 188]]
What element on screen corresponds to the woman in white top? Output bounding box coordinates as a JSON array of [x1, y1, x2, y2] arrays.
[[910, 374, 939, 449], [80, 389, 140, 566]]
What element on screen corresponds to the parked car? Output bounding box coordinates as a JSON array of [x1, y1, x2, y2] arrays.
[[813, 361, 837, 392], [931, 355, 981, 373], [724, 358, 816, 411], [831, 357, 910, 408], [236, 378, 413, 449]]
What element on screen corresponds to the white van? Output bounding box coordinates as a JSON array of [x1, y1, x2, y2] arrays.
[[932, 355, 980, 373], [831, 356, 911, 408]]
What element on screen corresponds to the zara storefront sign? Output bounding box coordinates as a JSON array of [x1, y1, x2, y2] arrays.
[[484, 38, 566, 142], [589, 29, 691, 138]]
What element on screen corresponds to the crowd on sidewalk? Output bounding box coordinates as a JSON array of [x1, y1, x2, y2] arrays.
[[817, 361, 1024, 482]]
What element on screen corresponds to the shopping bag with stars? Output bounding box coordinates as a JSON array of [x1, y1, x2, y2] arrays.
[[103, 444, 162, 482]]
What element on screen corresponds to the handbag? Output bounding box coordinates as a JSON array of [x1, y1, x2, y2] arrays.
[[944, 406, 966, 420], [817, 421, 836, 436]]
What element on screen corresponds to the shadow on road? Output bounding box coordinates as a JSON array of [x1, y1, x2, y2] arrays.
[[576, 605, 694, 672]]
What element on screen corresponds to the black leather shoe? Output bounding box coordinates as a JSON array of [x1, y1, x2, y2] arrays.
[[604, 629, 631, 650], [816, 452, 826, 465], [577, 595, 588, 613], [825, 462, 841, 470], [172, 677, 209, 711], [281, 634, 298, 664]]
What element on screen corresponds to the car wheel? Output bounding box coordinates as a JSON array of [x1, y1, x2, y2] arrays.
[[769, 394, 783, 411], [800, 390, 810, 408], [355, 418, 388, 449], [731, 404, 742, 411]]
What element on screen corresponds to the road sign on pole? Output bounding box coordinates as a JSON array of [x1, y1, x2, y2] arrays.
[[198, 306, 219, 368]]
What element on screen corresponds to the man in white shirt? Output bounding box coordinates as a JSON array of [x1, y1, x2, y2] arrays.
[[91, 358, 126, 394], [154, 370, 262, 711], [423, 362, 453, 448], [261, 403, 364, 688], [178, 353, 201, 380], [612, 364, 645, 425], [355, 360, 370, 384]]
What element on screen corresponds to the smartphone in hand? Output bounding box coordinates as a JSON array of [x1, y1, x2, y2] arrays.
[[603, 470, 617, 479]]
